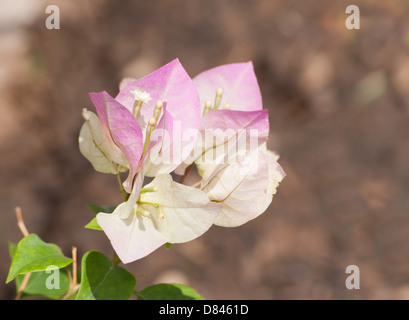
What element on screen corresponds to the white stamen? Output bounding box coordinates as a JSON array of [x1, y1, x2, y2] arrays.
[[130, 89, 152, 104]]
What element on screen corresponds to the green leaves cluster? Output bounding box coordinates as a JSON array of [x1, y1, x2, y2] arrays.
[[6, 204, 204, 300]]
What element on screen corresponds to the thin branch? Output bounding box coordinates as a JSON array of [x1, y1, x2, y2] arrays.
[[14, 207, 31, 300], [15, 272, 32, 300], [116, 173, 128, 201], [61, 247, 79, 300], [179, 163, 194, 184], [15, 207, 29, 237], [71, 247, 77, 287]]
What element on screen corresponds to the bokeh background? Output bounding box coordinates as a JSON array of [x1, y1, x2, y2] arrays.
[[1, 0, 409, 300]]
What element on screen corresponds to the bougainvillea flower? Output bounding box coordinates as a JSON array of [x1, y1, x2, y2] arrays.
[[178, 61, 285, 226], [79, 59, 201, 193], [115, 58, 201, 177], [79, 59, 285, 263], [175, 62, 266, 174], [96, 173, 222, 263]]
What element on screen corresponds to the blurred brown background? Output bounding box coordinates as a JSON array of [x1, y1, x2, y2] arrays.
[[1, 0, 409, 300]]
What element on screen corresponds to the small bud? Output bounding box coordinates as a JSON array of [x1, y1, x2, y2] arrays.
[[82, 108, 91, 120]]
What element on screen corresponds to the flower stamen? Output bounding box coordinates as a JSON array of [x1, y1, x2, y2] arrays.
[[138, 201, 164, 219], [140, 186, 158, 194], [132, 100, 143, 119], [135, 206, 150, 217], [153, 100, 163, 122], [203, 101, 212, 116], [143, 117, 157, 153], [130, 89, 152, 119], [213, 88, 223, 110]]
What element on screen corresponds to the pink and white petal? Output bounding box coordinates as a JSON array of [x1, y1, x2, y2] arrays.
[[200, 109, 269, 146], [89, 91, 144, 193], [194, 109, 269, 172], [97, 205, 168, 264], [79, 110, 128, 174], [116, 59, 201, 165], [175, 109, 269, 175], [193, 61, 263, 113]]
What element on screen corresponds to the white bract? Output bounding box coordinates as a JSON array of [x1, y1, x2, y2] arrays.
[[97, 174, 221, 263], [79, 108, 129, 174], [201, 144, 285, 227]]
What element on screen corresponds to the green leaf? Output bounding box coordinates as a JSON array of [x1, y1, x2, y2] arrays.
[[136, 283, 205, 300], [6, 234, 73, 283], [85, 204, 116, 231], [16, 269, 70, 299], [87, 203, 116, 215], [165, 243, 173, 249], [8, 241, 70, 299], [76, 251, 136, 300], [8, 242, 17, 260], [84, 217, 102, 231]]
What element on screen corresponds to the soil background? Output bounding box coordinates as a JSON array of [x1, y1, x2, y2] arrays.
[[1, 0, 409, 300]]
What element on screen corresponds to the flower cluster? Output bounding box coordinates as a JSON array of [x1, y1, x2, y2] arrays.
[[79, 59, 285, 263]]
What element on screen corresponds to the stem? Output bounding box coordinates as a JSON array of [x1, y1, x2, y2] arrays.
[[179, 163, 194, 184], [112, 251, 121, 265], [71, 247, 77, 288], [116, 173, 128, 201], [15, 273, 32, 300], [60, 247, 79, 300], [15, 207, 29, 237], [14, 207, 31, 299]]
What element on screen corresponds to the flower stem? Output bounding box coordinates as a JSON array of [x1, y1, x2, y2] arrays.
[[61, 247, 79, 300], [15, 273, 31, 300], [14, 207, 31, 300], [112, 251, 121, 265], [179, 163, 194, 184], [15, 207, 29, 237], [116, 173, 128, 201]]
